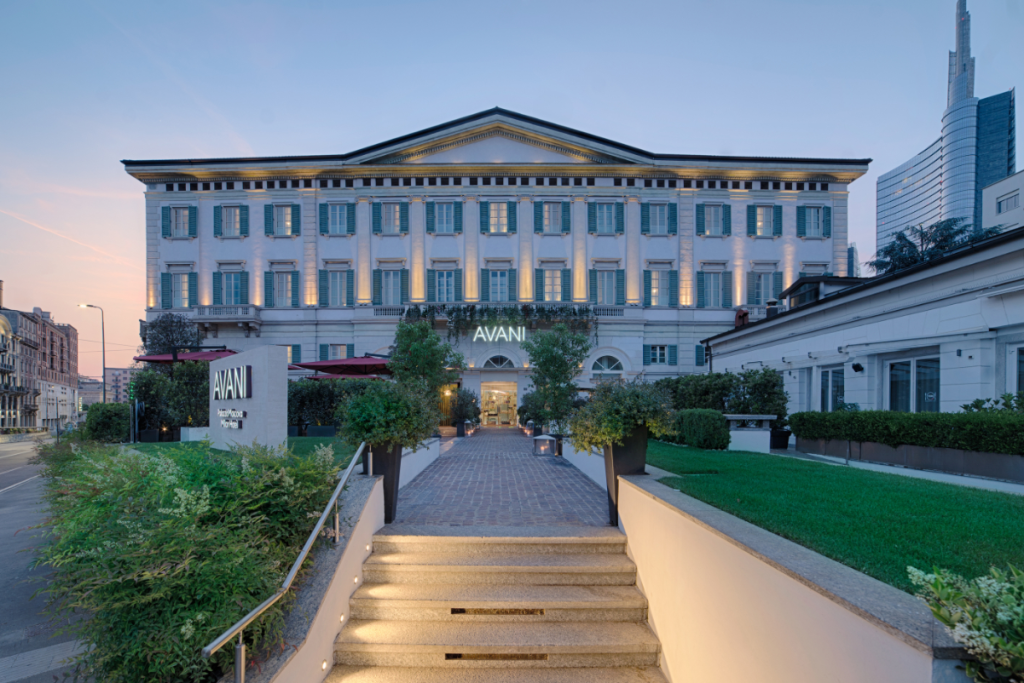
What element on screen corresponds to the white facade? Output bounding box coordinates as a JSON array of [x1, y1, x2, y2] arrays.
[[124, 109, 869, 414], [705, 228, 1024, 416], [983, 169, 1023, 232]]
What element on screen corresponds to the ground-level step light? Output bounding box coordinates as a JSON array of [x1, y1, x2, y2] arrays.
[[533, 435, 556, 456]]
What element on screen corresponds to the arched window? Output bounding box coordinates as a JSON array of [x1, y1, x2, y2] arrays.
[[591, 355, 623, 380], [483, 355, 516, 369]]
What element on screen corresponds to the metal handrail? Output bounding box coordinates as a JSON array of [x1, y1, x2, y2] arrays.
[[201, 441, 368, 682]]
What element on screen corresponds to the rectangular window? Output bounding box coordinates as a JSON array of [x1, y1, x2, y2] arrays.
[[329, 271, 347, 306], [490, 270, 509, 302], [382, 271, 402, 305], [756, 206, 772, 236], [998, 194, 1020, 214], [382, 204, 400, 234], [329, 205, 347, 234], [436, 203, 454, 233], [222, 206, 239, 236], [172, 273, 189, 308], [888, 358, 940, 412], [752, 272, 772, 305], [329, 344, 348, 360], [172, 208, 189, 237], [597, 271, 616, 304], [275, 272, 291, 308], [544, 269, 562, 302], [1018, 349, 1024, 393], [820, 368, 845, 412], [223, 272, 241, 305], [651, 271, 669, 306], [806, 207, 822, 237], [650, 204, 667, 235], [275, 206, 292, 236], [489, 202, 508, 233], [544, 203, 562, 233], [703, 272, 722, 308], [705, 205, 723, 236], [650, 345, 667, 365], [889, 361, 912, 412], [596, 204, 614, 234], [436, 271, 455, 303], [915, 358, 940, 414]]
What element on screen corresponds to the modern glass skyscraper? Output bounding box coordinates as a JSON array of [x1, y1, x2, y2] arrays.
[[877, 0, 1015, 250]]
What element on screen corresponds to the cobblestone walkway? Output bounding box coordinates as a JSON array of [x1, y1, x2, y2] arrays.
[[394, 428, 609, 527]]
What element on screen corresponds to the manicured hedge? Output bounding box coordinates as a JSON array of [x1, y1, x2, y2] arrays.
[[789, 411, 1024, 456], [84, 402, 130, 443], [665, 409, 730, 450]]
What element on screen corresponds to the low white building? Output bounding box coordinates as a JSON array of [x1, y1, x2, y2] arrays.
[[703, 227, 1024, 416], [983, 169, 1023, 232]]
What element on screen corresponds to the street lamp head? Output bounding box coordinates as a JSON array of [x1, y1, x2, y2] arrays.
[[78, 304, 88, 308]]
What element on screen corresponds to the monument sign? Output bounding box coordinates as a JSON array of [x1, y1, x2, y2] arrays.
[[208, 345, 287, 451]]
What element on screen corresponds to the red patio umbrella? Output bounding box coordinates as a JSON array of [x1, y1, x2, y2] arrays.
[[293, 356, 392, 376], [304, 373, 383, 381], [133, 350, 238, 364]]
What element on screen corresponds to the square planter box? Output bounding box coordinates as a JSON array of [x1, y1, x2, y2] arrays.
[[307, 426, 336, 437], [139, 429, 159, 443]]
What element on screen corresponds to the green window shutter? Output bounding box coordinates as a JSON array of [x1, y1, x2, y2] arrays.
[[264, 271, 275, 307], [773, 272, 784, 299], [615, 270, 625, 305], [426, 269, 436, 302], [696, 272, 706, 308], [188, 272, 198, 307], [346, 270, 354, 306], [507, 201, 517, 234], [589, 269, 598, 303], [560, 268, 571, 302], [640, 203, 650, 235], [291, 344, 301, 363], [291, 271, 300, 307], [643, 270, 652, 307], [747, 205, 757, 236], [723, 204, 732, 236], [319, 269, 329, 306], [773, 205, 783, 237], [722, 271, 733, 308], [214, 206, 223, 237], [796, 206, 806, 237], [372, 270, 382, 305], [372, 203, 382, 234], [212, 271, 222, 305], [643, 345, 651, 366], [534, 268, 544, 302], [239, 205, 249, 236], [346, 343, 354, 358], [399, 202, 409, 234], [425, 202, 435, 233], [291, 204, 301, 235], [161, 206, 171, 237], [696, 204, 705, 236], [746, 272, 756, 306], [695, 345, 706, 367], [479, 201, 490, 233], [161, 273, 172, 308], [346, 204, 356, 234], [615, 203, 624, 234], [561, 202, 571, 234], [188, 206, 197, 237], [480, 269, 490, 302], [588, 203, 597, 234], [669, 270, 678, 307], [668, 203, 678, 235], [320, 344, 328, 361], [239, 271, 249, 305], [319, 204, 328, 234], [454, 269, 463, 302], [265, 205, 274, 235], [534, 201, 544, 233], [453, 201, 463, 233], [400, 268, 409, 303], [668, 345, 678, 366], [508, 268, 517, 301], [823, 206, 832, 238]]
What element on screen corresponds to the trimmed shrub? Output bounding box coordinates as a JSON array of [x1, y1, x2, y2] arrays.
[[335, 381, 438, 448], [567, 380, 675, 454], [84, 402, 130, 442], [676, 409, 730, 450], [657, 368, 789, 428], [789, 410, 1024, 456]]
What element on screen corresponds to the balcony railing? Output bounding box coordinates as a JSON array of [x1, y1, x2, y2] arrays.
[[373, 306, 406, 317], [195, 305, 261, 321]]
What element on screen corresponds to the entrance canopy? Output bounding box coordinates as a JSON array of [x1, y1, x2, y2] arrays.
[[134, 350, 237, 364], [293, 356, 392, 376]]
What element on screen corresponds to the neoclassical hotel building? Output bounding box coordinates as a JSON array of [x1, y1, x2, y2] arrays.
[[124, 109, 869, 423]]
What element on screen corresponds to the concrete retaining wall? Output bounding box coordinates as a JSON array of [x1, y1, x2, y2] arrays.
[[561, 439, 607, 491], [400, 438, 440, 489]]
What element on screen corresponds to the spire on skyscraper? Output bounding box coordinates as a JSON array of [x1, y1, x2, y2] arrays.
[[948, 0, 976, 106]]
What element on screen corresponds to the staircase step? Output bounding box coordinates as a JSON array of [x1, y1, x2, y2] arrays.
[[335, 620, 661, 668], [350, 584, 647, 622], [373, 532, 626, 556], [363, 552, 636, 585], [326, 665, 669, 682]]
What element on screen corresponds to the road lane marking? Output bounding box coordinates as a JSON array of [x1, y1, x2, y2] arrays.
[[0, 476, 40, 495], [0, 450, 33, 461], [0, 640, 86, 683]]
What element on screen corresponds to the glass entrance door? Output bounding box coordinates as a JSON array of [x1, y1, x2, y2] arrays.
[[481, 382, 517, 426]]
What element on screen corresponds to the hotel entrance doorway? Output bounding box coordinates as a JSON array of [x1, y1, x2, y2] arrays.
[[481, 382, 517, 426]]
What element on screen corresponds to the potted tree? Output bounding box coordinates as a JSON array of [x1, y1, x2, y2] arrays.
[[336, 381, 437, 524], [521, 324, 592, 440], [568, 380, 675, 526], [451, 388, 480, 437]]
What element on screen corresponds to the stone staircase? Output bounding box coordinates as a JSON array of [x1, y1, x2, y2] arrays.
[[328, 530, 666, 682]]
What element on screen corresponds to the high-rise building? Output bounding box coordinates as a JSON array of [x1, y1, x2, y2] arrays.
[[847, 243, 861, 278], [876, 0, 1015, 250], [104, 367, 140, 403]]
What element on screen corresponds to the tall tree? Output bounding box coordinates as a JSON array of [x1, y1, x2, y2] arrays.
[[868, 218, 1001, 275], [521, 323, 592, 430], [387, 321, 464, 395], [140, 313, 203, 356]]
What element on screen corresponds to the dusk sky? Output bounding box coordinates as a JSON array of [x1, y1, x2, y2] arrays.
[[1, 0, 1020, 378]]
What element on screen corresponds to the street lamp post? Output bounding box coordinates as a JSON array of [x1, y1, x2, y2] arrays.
[[79, 304, 106, 404]]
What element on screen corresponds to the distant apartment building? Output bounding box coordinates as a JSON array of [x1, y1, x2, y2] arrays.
[[104, 367, 140, 403], [78, 377, 104, 411]]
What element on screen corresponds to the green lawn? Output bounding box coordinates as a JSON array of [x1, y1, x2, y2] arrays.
[[132, 437, 356, 466], [647, 441, 1024, 593]]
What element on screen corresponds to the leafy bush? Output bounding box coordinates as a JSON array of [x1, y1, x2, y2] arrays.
[[657, 368, 789, 428], [963, 392, 1024, 414], [788, 411, 1024, 455], [166, 362, 209, 427], [34, 439, 341, 682], [674, 409, 731, 450], [568, 379, 675, 454], [335, 381, 438, 448], [909, 565, 1024, 683], [451, 388, 480, 424], [657, 372, 737, 412], [83, 402, 130, 442], [517, 391, 544, 426], [387, 320, 464, 395], [289, 378, 378, 427]]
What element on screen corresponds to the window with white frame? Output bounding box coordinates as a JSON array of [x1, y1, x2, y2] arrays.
[[592, 355, 623, 380], [649, 345, 668, 365], [755, 206, 772, 236], [382, 204, 400, 234], [436, 270, 455, 302], [888, 358, 940, 413], [329, 344, 348, 360], [806, 206, 823, 237], [703, 271, 723, 308], [650, 204, 667, 234], [705, 205, 723, 235], [436, 203, 454, 233], [382, 270, 402, 305], [752, 272, 773, 306], [275, 206, 292, 236], [490, 270, 509, 302], [222, 206, 239, 236], [223, 272, 241, 305], [650, 271, 669, 306], [596, 204, 614, 234], [172, 273, 189, 308], [597, 271, 616, 304], [329, 271, 347, 306], [544, 269, 562, 302], [489, 202, 508, 233], [329, 205, 347, 234], [172, 208, 189, 237], [998, 193, 1020, 214], [544, 203, 561, 233], [275, 272, 292, 308], [820, 367, 845, 412]]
